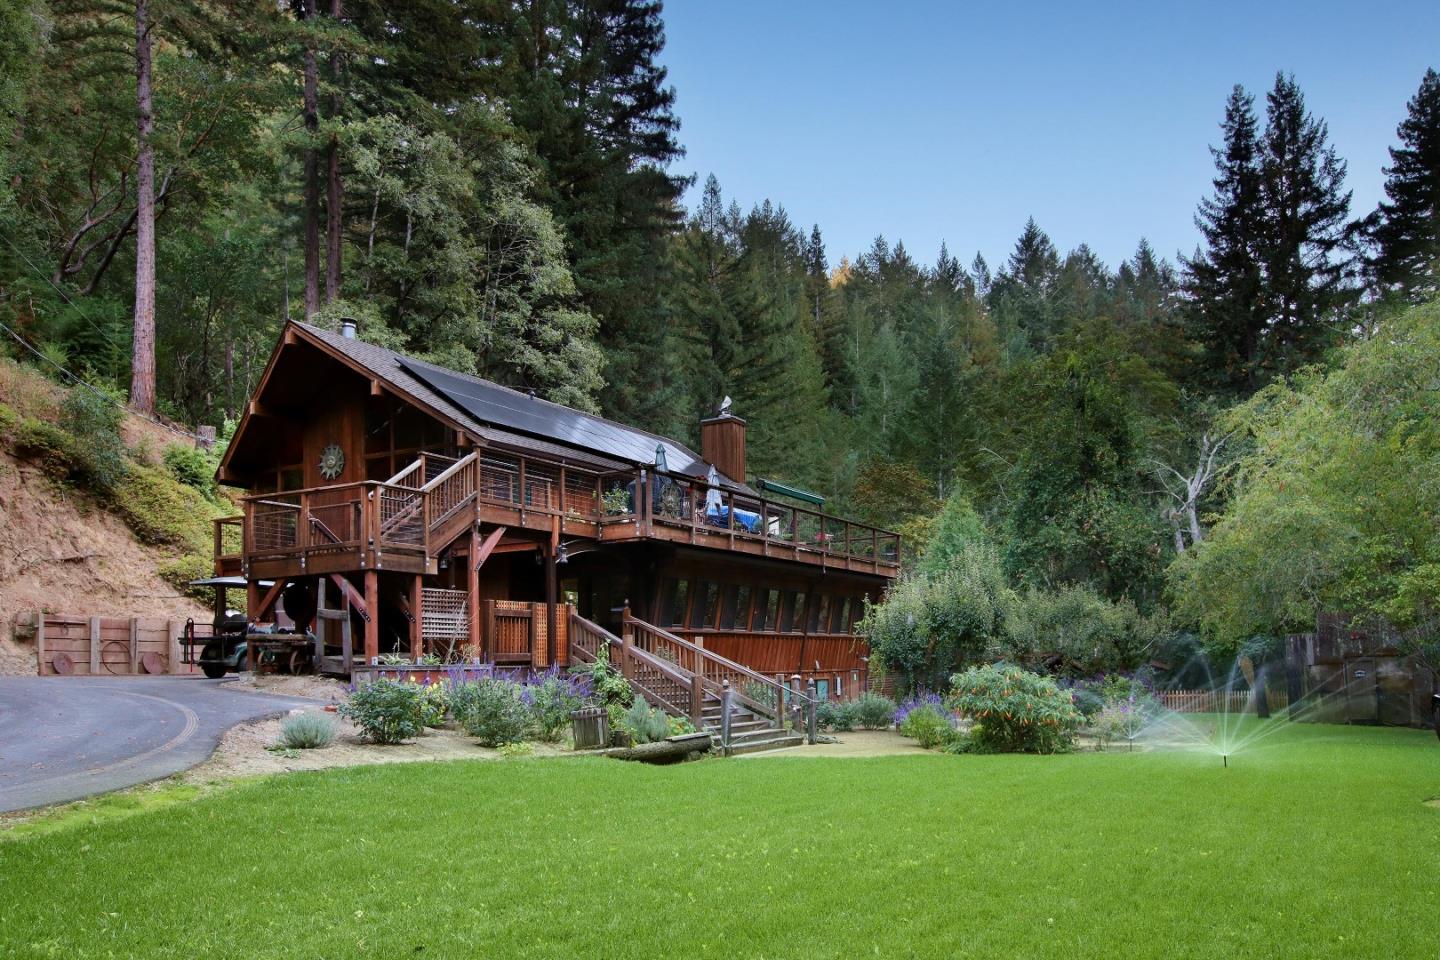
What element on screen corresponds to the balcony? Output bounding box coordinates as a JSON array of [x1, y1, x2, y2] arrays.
[[216, 449, 901, 579]]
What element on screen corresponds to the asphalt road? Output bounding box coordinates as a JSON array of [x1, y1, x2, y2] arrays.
[[0, 676, 316, 813]]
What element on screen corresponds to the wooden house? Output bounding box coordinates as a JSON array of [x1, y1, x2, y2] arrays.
[[214, 320, 900, 702]]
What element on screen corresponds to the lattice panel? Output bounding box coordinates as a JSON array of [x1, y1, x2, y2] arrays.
[[421, 588, 468, 642]]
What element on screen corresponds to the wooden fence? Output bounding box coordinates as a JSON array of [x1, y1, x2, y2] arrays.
[[32, 612, 193, 676], [1157, 689, 1290, 713]]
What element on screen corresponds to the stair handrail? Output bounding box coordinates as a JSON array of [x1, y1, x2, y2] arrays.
[[385, 458, 426, 489], [623, 612, 813, 724], [569, 612, 702, 721], [421, 450, 478, 494]]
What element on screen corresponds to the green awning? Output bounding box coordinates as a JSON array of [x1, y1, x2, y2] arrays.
[[756, 478, 825, 507]]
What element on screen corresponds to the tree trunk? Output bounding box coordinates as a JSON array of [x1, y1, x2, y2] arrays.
[[302, 0, 320, 318], [130, 0, 157, 415], [324, 0, 343, 303]]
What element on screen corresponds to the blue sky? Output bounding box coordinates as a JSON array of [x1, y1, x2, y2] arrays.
[[659, 0, 1440, 273]]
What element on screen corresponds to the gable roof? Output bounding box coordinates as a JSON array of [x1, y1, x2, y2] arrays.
[[291, 322, 751, 492]]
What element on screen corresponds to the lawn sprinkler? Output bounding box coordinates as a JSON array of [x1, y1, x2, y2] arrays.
[[1223, 754, 1228, 768]]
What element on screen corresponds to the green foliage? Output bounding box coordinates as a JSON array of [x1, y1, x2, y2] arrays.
[[850, 692, 898, 730], [667, 715, 697, 737], [917, 491, 990, 578], [949, 663, 1083, 754], [570, 645, 633, 708], [416, 682, 448, 729], [163, 444, 219, 502], [999, 584, 1168, 675], [277, 712, 337, 750], [897, 703, 956, 749], [620, 698, 671, 745], [340, 680, 427, 745], [448, 679, 530, 748], [815, 699, 857, 732], [527, 674, 585, 743], [861, 541, 1012, 692], [1171, 300, 1440, 662]]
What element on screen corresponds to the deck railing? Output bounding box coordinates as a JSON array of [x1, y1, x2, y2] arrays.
[[609, 467, 900, 568], [223, 449, 899, 573]]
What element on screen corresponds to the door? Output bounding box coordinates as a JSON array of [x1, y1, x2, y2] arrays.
[[1343, 658, 1378, 723]]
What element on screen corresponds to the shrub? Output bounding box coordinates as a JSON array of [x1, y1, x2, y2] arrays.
[[851, 692, 898, 730], [948, 663, 1082, 754], [999, 585, 1169, 676], [525, 671, 587, 742], [449, 678, 529, 747], [861, 541, 1013, 691], [621, 697, 670, 744], [340, 679, 427, 744], [278, 712, 337, 749], [667, 715, 696, 736], [163, 444, 218, 501], [61, 387, 128, 493], [898, 703, 956, 749], [816, 700, 857, 731], [415, 681, 448, 728], [570, 645, 632, 707]]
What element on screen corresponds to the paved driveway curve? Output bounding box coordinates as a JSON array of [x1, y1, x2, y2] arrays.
[[0, 676, 316, 813]]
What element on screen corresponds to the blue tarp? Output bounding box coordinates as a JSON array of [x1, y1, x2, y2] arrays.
[[706, 504, 761, 534]]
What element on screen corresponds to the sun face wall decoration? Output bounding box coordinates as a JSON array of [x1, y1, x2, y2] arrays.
[[318, 443, 346, 480]]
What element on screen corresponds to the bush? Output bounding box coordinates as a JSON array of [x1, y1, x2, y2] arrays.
[[851, 692, 898, 730], [415, 681, 448, 728], [621, 697, 670, 744], [1092, 697, 1152, 750], [999, 585, 1169, 676], [340, 679, 427, 744], [861, 541, 1013, 691], [569, 645, 632, 707], [525, 671, 587, 742], [948, 663, 1082, 754], [278, 712, 337, 749], [61, 388, 128, 493], [449, 678, 529, 747], [816, 700, 857, 731], [163, 444, 219, 501], [897, 703, 956, 749]]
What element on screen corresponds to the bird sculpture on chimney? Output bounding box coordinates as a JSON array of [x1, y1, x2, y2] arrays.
[[718, 395, 733, 416]]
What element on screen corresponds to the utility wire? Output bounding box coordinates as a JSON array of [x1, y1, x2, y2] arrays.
[[0, 315, 211, 444], [0, 233, 126, 349]]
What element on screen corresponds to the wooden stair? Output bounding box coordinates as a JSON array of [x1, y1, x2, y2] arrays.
[[570, 611, 808, 756]]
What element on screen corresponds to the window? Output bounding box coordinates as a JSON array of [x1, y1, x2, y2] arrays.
[[731, 585, 752, 630], [753, 589, 777, 632], [811, 595, 830, 634], [691, 581, 719, 629], [830, 598, 850, 634], [662, 579, 690, 628], [791, 593, 807, 633], [814, 678, 830, 701]]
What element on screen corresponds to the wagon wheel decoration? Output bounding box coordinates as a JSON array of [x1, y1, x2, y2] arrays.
[[658, 479, 682, 518], [318, 443, 346, 480]]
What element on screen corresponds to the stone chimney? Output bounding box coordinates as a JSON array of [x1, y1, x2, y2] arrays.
[[700, 407, 746, 482]]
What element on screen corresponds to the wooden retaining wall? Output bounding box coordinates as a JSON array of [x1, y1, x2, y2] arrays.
[[32, 612, 193, 676]]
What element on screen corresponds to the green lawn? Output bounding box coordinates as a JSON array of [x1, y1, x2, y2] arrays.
[[2, 723, 1438, 959]]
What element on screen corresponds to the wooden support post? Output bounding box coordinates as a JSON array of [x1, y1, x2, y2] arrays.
[[468, 527, 481, 661], [128, 618, 139, 674], [720, 679, 733, 751], [363, 569, 379, 665], [410, 574, 423, 659], [35, 610, 45, 676], [168, 619, 182, 674], [620, 602, 633, 679], [89, 616, 100, 675], [690, 673, 703, 728], [247, 579, 261, 624], [546, 516, 559, 668]]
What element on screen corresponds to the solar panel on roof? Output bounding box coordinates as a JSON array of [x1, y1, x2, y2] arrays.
[[400, 358, 707, 478]]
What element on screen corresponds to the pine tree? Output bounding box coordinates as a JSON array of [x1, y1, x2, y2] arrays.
[[987, 217, 1060, 357], [1368, 67, 1440, 302], [1183, 85, 1266, 392], [1257, 72, 1352, 372]]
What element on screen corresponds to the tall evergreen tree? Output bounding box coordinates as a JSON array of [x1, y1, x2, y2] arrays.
[[1367, 67, 1440, 302], [1183, 85, 1267, 392], [987, 217, 1060, 357], [1256, 72, 1352, 372]]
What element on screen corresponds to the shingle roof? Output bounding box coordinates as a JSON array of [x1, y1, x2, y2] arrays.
[[297, 322, 752, 492]]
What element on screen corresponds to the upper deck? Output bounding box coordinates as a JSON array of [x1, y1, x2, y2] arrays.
[[214, 449, 901, 581]]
